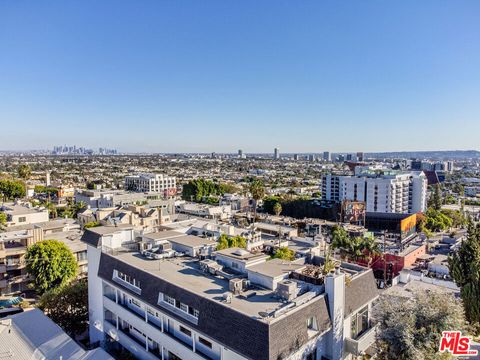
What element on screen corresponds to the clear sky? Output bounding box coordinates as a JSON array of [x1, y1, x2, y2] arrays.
[[1, 1, 479, 153]]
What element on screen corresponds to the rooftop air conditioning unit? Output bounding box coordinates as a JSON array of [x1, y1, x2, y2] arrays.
[[276, 280, 297, 301], [229, 278, 244, 295]]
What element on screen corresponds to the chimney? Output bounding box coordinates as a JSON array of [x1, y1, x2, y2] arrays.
[[325, 265, 345, 360]]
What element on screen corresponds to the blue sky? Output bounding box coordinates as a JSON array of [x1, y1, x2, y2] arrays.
[[1, 1, 479, 153]]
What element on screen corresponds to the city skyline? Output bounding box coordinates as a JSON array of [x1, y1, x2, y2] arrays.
[[1, 1, 479, 152]]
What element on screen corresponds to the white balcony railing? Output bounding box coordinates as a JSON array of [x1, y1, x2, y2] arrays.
[[345, 324, 377, 356]]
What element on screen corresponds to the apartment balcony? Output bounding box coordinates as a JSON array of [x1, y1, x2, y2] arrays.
[[104, 319, 160, 360], [345, 325, 377, 356], [0, 265, 6, 273], [0, 279, 7, 289], [103, 296, 209, 360]]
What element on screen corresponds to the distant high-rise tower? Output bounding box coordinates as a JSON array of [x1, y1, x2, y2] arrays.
[[293, 154, 299, 161], [238, 149, 244, 158], [356, 152, 364, 162], [323, 151, 331, 162], [308, 154, 316, 162], [274, 147, 280, 160]]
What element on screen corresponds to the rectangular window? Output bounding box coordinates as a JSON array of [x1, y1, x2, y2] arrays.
[[180, 303, 189, 313], [18, 216, 26, 223], [164, 294, 175, 306], [351, 306, 369, 339], [193, 309, 199, 318], [131, 298, 141, 308], [179, 326, 191, 337], [199, 337, 212, 349]]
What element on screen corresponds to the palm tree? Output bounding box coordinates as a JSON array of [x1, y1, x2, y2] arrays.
[[249, 179, 265, 228], [331, 225, 350, 259], [358, 236, 380, 267], [273, 202, 282, 217]]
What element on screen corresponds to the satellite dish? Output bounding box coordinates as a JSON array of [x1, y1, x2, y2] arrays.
[[258, 311, 269, 318]]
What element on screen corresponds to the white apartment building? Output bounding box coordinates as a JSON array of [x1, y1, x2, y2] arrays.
[[83, 226, 379, 360], [322, 171, 427, 214], [125, 173, 177, 195], [0, 203, 49, 227]]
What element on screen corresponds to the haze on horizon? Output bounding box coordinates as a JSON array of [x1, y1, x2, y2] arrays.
[[1, 1, 479, 153]]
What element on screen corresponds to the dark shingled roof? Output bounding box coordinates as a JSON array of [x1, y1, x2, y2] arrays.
[[80, 230, 102, 247], [345, 270, 379, 315], [98, 253, 269, 360], [98, 253, 333, 360], [80, 225, 133, 248]]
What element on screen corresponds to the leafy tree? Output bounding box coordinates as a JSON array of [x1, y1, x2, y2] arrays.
[[449, 223, 480, 332], [423, 208, 453, 232], [452, 183, 464, 196], [263, 195, 282, 214], [375, 291, 467, 360], [84, 221, 100, 229], [182, 179, 236, 203], [44, 202, 58, 219], [357, 236, 380, 266], [25, 239, 78, 294], [39, 279, 88, 337], [0, 179, 26, 201], [330, 225, 350, 255], [17, 164, 31, 180], [34, 185, 58, 196], [249, 178, 265, 224], [216, 234, 247, 250], [216, 234, 230, 250], [431, 183, 443, 211], [273, 202, 282, 216], [440, 209, 467, 228], [273, 247, 295, 261], [331, 226, 379, 266], [0, 212, 6, 230], [322, 247, 336, 275]]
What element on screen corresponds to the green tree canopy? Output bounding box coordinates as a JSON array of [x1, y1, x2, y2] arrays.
[[39, 279, 88, 337], [423, 208, 453, 232], [375, 291, 467, 360], [25, 239, 78, 294], [0, 212, 6, 230], [273, 202, 282, 216], [0, 179, 26, 201], [249, 178, 265, 223], [182, 179, 238, 202], [449, 223, 480, 333], [273, 247, 295, 261], [431, 183, 443, 210], [84, 221, 100, 229], [331, 226, 380, 266], [17, 164, 31, 180], [216, 234, 247, 250]]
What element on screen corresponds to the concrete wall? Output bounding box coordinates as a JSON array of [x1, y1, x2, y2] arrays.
[[88, 245, 105, 344]]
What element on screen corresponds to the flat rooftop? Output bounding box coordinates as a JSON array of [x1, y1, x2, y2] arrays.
[[248, 258, 306, 278], [107, 250, 372, 324], [167, 235, 216, 248], [113, 252, 287, 321], [214, 247, 269, 261], [1, 204, 47, 215], [143, 230, 185, 241]]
